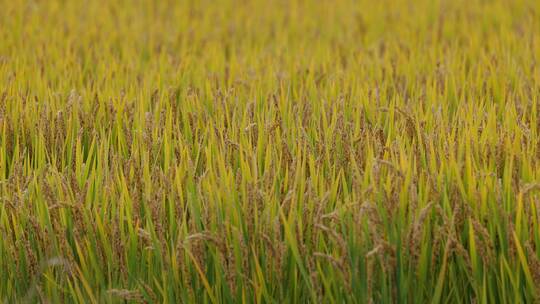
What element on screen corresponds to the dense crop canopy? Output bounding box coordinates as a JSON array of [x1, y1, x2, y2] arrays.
[[0, 0, 539, 302]]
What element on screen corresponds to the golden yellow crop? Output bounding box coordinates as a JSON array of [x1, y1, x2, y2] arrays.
[[0, 0, 539, 302]]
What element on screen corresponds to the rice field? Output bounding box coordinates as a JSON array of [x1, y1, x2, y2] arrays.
[[1, 0, 540, 302]]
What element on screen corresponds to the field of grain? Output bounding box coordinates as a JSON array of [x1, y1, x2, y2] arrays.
[[1, 0, 539, 302]]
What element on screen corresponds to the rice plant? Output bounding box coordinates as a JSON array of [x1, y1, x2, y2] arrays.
[[0, 0, 539, 302]]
